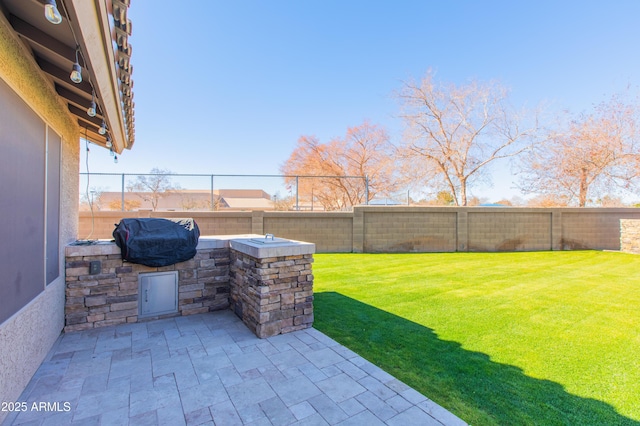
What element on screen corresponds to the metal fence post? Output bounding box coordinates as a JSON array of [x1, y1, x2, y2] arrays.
[[121, 174, 125, 211], [210, 175, 214, 211], [79, 172, 369, 212]]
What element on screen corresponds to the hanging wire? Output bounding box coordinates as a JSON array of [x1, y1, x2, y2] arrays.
[[83, 126, 96, 241], [58, 0, 114, 240], [58, 0, 105, 139]]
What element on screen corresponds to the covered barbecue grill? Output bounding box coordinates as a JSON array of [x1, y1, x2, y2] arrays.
[[113, 218, 200, 267]]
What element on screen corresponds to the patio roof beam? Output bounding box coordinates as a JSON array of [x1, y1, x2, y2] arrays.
[[55, 84, 105, 120], [8, 14, 76, 63], [68, 104, 103, 127], [36, 56, 93, 94], [55, 84, 97, 110], [77, 119, 105, 143]]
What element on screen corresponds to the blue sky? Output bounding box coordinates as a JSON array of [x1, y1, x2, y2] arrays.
[[85, 0, 640, 201]]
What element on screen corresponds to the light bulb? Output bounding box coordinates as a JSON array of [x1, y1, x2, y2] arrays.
[[44, 0, 62, 24], [98, 121, 107, 135], [114, 155, 118, 164], [109, 148, 114, 157], [70, 63, 82, 83], [87, 100, 96, 117], [105, 136, 112, 149]]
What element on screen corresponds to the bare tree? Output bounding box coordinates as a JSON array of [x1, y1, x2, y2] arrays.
[[127, 168, 178, 211], [596, 195, 626, 207], [397, 71, 538, 206], [272, 192, 295, 211], [526, 194, 571, 207], [518, 93, 640, 207], [79, 186, 106, 211], [434, 191, 456, 205], [108, 198, 141, 211], [281, 121, 397, 210], [179, 194, 208, 211]]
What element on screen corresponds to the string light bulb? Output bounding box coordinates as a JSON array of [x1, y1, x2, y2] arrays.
[[44, 0, 62, 25], [70, 47, 82, 83], [87, 92, 96, 117], [98, 120, 107, 135], [105, 135, 112, 149], [114, 154, 118, 164], [109, 148, 114, 157]]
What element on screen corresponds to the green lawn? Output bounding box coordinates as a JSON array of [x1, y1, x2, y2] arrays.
[[312, 251, 640, 426]]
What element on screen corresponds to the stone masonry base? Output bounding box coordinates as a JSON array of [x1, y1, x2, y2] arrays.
[[64, 236, 315, 338], [64, 247, 230, 332], [230, 250, 314, 338]]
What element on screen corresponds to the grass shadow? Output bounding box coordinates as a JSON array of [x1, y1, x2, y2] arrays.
[[314, 291, 639, 426]]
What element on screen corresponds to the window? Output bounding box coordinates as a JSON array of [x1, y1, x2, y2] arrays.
[[0, 77, 60, 323], [46, 127, 61, 285]]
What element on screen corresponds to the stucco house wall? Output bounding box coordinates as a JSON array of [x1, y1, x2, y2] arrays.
[[0, 12, 79, 421]]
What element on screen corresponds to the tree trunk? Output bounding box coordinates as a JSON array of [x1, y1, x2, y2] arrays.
[[460, 178, 467, 206], [578, 168, 588, 207]]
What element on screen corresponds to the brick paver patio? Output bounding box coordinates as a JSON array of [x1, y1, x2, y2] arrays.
[[2, 310, 466, 425]]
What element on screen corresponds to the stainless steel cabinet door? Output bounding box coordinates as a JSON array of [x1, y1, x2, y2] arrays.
[[139, 271, 178, 317]]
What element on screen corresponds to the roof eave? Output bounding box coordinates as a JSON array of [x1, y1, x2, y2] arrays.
[[66, 0, 131, 153]]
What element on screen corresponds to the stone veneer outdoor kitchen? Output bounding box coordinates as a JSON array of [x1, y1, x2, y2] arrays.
[[64, 235, 315, 338], [621, 219, 640, 254]]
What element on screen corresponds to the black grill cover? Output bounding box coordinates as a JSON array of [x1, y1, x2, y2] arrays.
[[112, 218, 200, 267]]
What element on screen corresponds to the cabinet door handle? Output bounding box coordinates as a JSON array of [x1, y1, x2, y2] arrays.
[[145, 289, 148, 303]]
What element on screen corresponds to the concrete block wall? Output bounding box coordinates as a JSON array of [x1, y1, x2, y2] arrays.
[[467, 211, 552, 251], [561, 211, 640, 250], [78, 211, 142, 240], [78, 207, 640, 253], [361, 210, 457, 253], [164, 211, 254, 236], [264, 212, 353, 252], [78, 211, 253, 240]]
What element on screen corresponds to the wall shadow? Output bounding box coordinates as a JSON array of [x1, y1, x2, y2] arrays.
[[314, 291, 639, 426]]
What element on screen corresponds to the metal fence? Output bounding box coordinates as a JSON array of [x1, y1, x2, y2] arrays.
[[79, 173, 370, 212]]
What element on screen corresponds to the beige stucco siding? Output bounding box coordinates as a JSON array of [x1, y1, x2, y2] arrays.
[[0, 13, 79, 422]]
